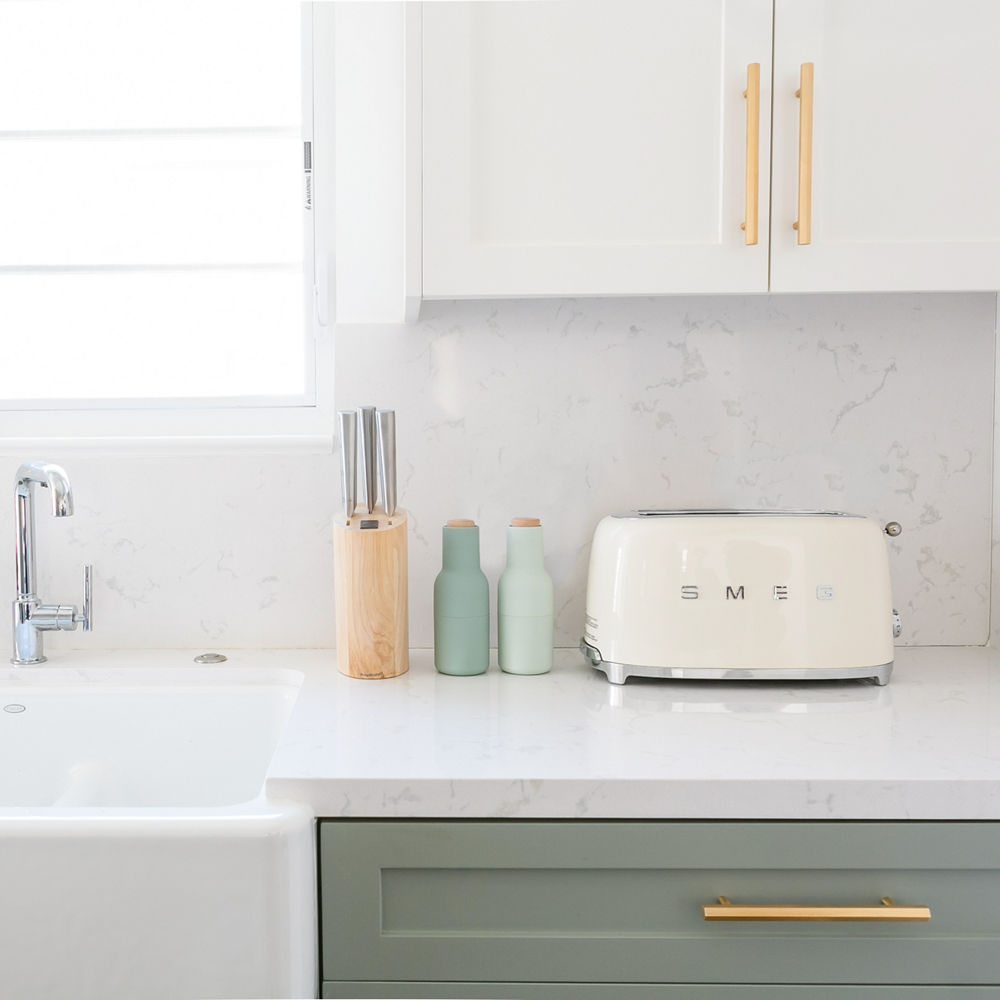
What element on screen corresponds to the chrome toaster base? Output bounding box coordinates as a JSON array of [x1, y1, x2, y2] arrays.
[[579, 639, 893, 687]]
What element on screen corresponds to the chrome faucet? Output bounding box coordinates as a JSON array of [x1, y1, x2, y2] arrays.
[[12, 461, 92, 664]]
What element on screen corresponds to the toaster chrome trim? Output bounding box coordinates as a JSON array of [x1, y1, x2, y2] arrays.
[[614, 509, 856, 519], [580, 639, 892, 687]]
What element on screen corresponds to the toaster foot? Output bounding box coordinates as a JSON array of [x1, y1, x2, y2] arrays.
[[580, 639, 627, 684], [871, 663, 892, 686], [603, 662, 627, 685]]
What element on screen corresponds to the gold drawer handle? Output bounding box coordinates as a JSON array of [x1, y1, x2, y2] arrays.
[[704, 895, 931, 922], [793, 61, 814, 245], [740, 62, 760, 245]]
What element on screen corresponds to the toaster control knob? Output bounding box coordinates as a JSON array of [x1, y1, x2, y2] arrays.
[[885, 521, 902, 537], [892, 609, 902, 639]]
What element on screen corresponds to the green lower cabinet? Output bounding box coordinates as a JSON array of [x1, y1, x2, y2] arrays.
[[319, 820, 1000, 992], [322, 986, 1000, 999]]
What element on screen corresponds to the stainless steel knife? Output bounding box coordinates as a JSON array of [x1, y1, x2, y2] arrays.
[[337, 410, 357, 519], [358, 406, 378, 515], [376, 409, 397, 517]]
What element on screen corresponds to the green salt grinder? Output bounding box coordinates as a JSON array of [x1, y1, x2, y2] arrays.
[[498, 517, 553, 675], [433, 519, 490, 675]]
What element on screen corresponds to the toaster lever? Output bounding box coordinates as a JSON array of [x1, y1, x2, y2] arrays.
[[892, 609, 902, 639]]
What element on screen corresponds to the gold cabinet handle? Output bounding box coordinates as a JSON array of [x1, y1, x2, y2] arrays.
[[740, 63, 760, 245], [793, 62, 814, 245], [704, 895, 931, 922]]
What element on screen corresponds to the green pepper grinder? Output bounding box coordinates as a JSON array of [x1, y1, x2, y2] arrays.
[[498, 517, 553, 675], [433, 519, 490, 675]]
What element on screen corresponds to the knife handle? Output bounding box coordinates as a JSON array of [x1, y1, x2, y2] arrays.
[[376, 409, 397, 518], [337, 410, 358, 519]]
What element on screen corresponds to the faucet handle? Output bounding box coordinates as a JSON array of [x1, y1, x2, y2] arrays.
[[73, 565, 93, 633]]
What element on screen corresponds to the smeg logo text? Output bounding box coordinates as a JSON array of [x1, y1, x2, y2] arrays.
[[680, 585, 835, 601]]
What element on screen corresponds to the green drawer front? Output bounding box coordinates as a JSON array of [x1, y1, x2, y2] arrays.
[[319, 820, 1000, 986], [322, 986, 1000, 999]]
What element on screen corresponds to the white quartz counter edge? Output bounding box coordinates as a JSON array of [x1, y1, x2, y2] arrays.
[[257, 645, 1000, 821]]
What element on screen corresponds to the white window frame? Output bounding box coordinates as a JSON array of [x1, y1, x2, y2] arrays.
[[0, 3, 335, 453]]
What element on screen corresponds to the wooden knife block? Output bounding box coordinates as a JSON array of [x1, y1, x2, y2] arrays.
[[333, 509, 409, 679]]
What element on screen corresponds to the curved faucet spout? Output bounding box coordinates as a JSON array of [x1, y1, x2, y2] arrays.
[[16, 461, 74, 517]]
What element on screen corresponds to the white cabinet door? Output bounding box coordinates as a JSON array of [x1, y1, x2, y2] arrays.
[[771, 0, 1000, 292], [421, 0, 772, 299]]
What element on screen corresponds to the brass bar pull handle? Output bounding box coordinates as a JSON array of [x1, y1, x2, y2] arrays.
[[704, 895, 931, 922], [741, 63, 760, 245], [793, 62, 814, 244]]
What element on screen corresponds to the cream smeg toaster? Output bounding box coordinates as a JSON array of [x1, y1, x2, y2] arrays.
[[580, 510, 899, 686]]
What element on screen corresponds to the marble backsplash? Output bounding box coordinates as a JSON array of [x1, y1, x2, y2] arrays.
[[338, 293, 995, 649], [0, 292, 993, 652]]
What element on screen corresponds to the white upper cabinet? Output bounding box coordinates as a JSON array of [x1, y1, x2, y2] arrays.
[[770, 0, 1000, 292], [421, 0, 773, 299], [344, 0, 1000, 316]]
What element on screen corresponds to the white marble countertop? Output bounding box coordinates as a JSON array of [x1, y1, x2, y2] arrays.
[[255, 645, 1000, 821]]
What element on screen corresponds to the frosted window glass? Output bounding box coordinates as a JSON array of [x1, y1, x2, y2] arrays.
[[0, 1, 307, 406], [0, 1, 300, 131], [0, 271, 306, 400], [0, 135, 302, 266]]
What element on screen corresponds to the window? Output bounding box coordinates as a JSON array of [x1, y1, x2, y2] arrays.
[[0, 1, 330, 442]]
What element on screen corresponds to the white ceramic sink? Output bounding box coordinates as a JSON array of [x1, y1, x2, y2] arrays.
[[0, 666, 300, 807], [0, 655, 316, 1000]]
